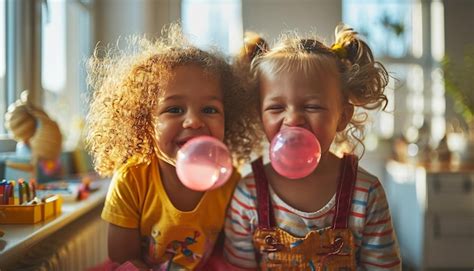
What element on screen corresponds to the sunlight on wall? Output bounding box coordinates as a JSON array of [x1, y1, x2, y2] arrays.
[[182, 0, 243, 55], [0, 0, 4, 78], [412, 2, 423, 58], [42, 0, 66, 93], [431, 0, 445, 62], [407, 65, 425, 130], [0, 0, 5, 134], [430, 0, 446, 146], [431, 69, 446, 145]]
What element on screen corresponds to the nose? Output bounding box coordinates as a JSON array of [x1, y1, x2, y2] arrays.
[[283, 109, 306, 127], [183, 111, 205, 129]]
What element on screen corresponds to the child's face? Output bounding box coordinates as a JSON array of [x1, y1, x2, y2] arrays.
[[154, 65, 225, 161], [259, 69, 353, 155]]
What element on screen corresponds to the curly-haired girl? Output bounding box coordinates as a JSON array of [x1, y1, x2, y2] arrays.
[[224, 25, 401, 270], [86, 25, 260, 270]]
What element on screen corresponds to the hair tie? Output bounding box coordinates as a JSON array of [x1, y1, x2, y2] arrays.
[[331, 43, 348, 59]]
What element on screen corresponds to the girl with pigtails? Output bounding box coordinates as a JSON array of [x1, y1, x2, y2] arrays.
[[224, 25, 401, 270]]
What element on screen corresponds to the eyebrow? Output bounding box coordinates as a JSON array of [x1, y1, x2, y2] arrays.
[[265, 93, 321, 101], [162, 94, 222, 102], [304, 94, 322, 99]]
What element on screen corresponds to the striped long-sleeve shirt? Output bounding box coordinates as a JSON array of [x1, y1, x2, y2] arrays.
[[224, 167, 401, 270]]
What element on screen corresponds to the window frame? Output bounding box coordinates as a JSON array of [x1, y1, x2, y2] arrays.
[[2, 0, 93, 141], [2, 0, 43, 138], [6, 0, 42, 106]]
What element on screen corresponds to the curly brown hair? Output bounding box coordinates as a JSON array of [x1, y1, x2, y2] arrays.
[[86, 24, 262, 176], [235, 25, 389, 156]]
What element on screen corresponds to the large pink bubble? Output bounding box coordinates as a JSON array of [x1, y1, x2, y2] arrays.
[[176, 136, 233, 191], [270, 127, 321, 179]]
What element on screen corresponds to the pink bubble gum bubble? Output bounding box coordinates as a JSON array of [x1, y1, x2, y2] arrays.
[[176, 136, 233, 191], [270, 127, 321, 179]]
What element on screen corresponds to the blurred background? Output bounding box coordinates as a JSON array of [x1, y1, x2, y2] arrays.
[[0, 0, 473, 270]]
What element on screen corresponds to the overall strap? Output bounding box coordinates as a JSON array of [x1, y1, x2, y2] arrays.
[[251, 158, 276, 230], [332, 154, 358, 229]]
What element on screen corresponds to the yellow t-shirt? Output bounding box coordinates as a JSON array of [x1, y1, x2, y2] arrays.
[[101, 155, 239, 270]]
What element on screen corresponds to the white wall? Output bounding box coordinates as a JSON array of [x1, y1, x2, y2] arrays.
[[93, 0, 180, 46], [444, 0, 474, 64], [92, 0, 342, 49], [242, 0, 342, 45], [443, 0, 474, 123]]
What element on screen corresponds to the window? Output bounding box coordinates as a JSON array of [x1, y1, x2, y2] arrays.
[[42, 1, 66, 94], [343, 0, 445, 151], [181, 0, 243, 55], [41, 0, 92, 150], [1, 0, 92, 149], [0, 0, 6, 135], [344, 0, 420, 59]]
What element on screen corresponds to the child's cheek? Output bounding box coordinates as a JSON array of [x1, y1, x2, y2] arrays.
[[153, 120, 167, 139], [261, 116, 280, 142]]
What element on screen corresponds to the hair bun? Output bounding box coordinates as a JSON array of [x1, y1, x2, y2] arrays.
[[346, 38, 360, 64], [333, 25, 361, 64], [241, 32, 268, 62]]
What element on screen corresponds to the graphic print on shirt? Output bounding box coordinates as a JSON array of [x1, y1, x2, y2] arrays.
[[144, 223, 162, 264], [165, 231, 202, 264], [143, 223, 204, 270]]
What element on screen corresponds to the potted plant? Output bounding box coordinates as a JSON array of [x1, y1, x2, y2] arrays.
[[442, 46, 474, 163]]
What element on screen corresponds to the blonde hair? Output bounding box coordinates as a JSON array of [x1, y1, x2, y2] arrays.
[[236, 25, 389, 154], [87, 24, 261, 176]]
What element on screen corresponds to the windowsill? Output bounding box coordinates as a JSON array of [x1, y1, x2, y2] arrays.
[[0, 179, 110, 267]]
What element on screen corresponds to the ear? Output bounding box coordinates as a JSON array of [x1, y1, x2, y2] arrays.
[[336, 102, 354, 132]]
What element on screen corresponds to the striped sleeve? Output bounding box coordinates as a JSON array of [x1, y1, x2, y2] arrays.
[[223, 176, 258, 269], [359, 178, 401, 270]]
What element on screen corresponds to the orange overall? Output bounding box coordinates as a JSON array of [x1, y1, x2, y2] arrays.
[[251, 155, 358, 271]]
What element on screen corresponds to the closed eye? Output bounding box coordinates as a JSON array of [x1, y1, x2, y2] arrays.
[[265, 104, 285, 112], [305, 104, 324, 111]]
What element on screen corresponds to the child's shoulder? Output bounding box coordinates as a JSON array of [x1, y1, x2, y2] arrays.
[[355, 166, 381, 188], [355, 166, 387, 196], [109, 156, 159, 197], [120, 154, 154, 169], [233, 172, 258, 200], [115, 155, 156, 180]]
